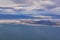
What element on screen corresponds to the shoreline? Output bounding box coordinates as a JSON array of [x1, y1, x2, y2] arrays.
[[0, 19, 60, 27]]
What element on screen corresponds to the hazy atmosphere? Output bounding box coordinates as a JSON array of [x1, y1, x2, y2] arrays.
[[0, 0, 60, 40]]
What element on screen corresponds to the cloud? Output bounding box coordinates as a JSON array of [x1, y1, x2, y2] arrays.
[[40, 1, 56, 9], [0, 9, 17, 14], [51, 0, 60, 6], [0, 0, 60, 16], [12, 0, 33, 4], [50, 7, 60, 15], [0, 0, 14, 6]]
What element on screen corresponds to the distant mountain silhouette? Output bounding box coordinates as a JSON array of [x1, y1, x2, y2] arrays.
[[33, 20, 56, 26], [41, 14, 60, 19], [0, 14, 33, 19]]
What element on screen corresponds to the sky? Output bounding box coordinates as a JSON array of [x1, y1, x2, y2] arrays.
[[0, 0, 60, 16]]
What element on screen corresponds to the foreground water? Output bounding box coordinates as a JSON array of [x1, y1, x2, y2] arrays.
[[0, 24, 60, 40]]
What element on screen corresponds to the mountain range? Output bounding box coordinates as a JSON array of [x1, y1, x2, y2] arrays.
[[0, 14, 34, 19]]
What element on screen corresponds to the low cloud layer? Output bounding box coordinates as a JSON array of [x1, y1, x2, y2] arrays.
[[0, 0, 60, 17]]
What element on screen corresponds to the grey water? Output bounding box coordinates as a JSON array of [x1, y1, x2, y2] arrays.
[[0, 24, 60, 40]]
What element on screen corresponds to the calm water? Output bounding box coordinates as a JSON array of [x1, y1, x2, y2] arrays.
[[0, 24, 60, 40]]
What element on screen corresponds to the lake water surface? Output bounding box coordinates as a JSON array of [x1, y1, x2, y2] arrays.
[[0, 24, 60, 40]]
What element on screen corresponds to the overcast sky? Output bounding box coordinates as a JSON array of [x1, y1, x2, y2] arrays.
[[0, 0, 60, 6], [0, 0, 60, 15]]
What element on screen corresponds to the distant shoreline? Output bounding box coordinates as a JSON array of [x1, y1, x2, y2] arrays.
[[0, 19, 60, 27]]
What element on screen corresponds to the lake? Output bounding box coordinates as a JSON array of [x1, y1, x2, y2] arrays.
[[0, 24, 60, 40]]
